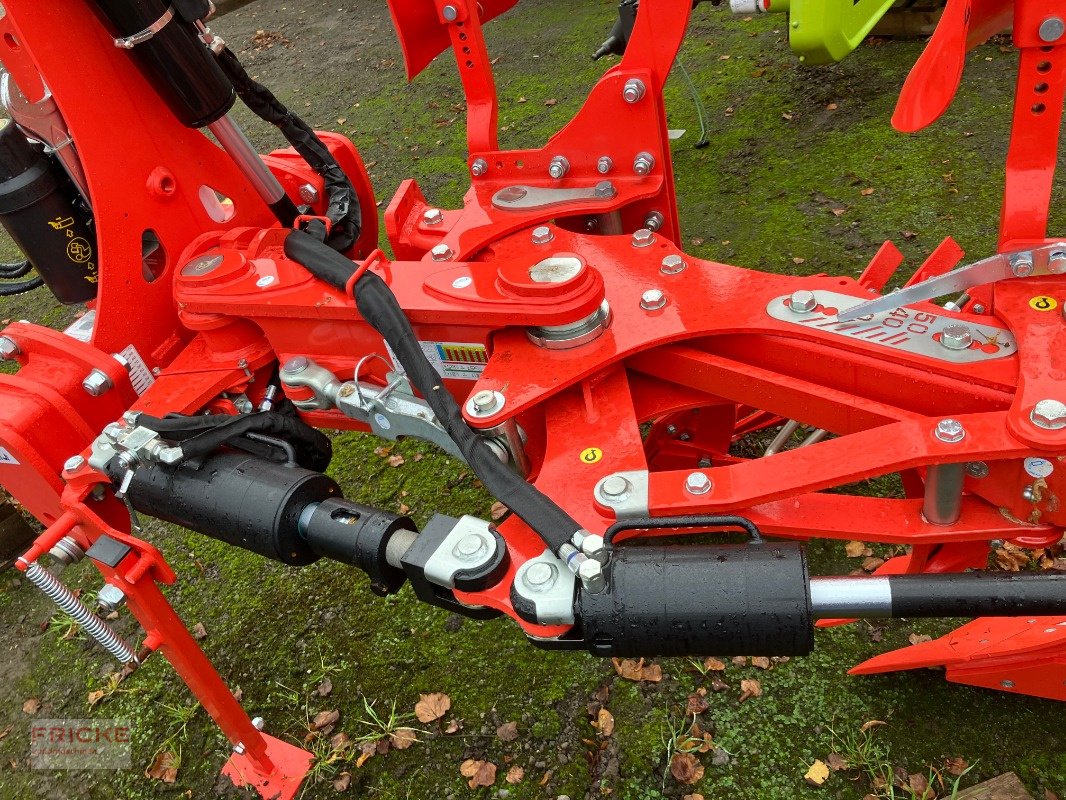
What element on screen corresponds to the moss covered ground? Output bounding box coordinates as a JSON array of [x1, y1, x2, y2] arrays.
[[1, 1, 1064, 798]]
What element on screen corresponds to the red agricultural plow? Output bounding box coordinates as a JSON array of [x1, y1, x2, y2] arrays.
[[1, 0, 1065, 795]]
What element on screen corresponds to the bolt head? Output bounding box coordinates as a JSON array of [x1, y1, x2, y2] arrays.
[[632, 228, 655, 247], [578, 559, 606, 593], [966, 461, 989, 479], [548, 156, 569, 179], [298, 183, 319, 204], [1011, 256, 1034, 277], [430, 243, 454, 261], [0, 336, 19, 360], [282, 356, 309, 374], [660, 254, 686, 274], [685, 471, 712, 495], [1031, 399, 1066, 430], [596, 156, 613, 174], [643, 211, 664, 232], [581, 533, 608, 565], [632, 153, 655, 176], [971, 303, 986, 314], [1050, 251, 1066, 274], [64, 455, 85, 473], [934, 418, 966, 443], [423, 207, 444, 226], [82, 369, 112, 397], [622, 78, 646, 103], [1040, 16, 1065, 42], [453, 533, 488, 561], [600, 475, 631, 499], [789, 290, 817, 313], [523, 561, 557, 591], [97, 583, 126, 612], [640, 288, 667, 311], [939, 323, 973, 351], [470, 158, 488, 177], [472, 389, 498, 413], [531, 225, 554, 245], [251, 716, 266, 731]]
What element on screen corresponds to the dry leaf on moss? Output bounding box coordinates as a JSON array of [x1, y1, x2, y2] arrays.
[[414, 693, 451, 723]]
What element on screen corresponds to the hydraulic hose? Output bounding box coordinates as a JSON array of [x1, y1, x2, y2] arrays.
[[0, 260, 32, 278], [283, 229, 582, 555], [0, 276, 43, 296], [214, 47, 361, 252]]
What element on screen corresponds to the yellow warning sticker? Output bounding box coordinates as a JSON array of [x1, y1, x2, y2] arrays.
[[579, 447, 603, 464], [1030, 295, 1058, 311]]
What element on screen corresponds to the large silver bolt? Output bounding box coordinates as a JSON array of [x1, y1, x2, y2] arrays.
[[597, 156, 613, 174], [623, 78, 646, 103], [578, 559, 607, 593], [97, 583, 126, 613], [934, 418, 966, 443], [282, 356, 309, 374], [789, 290, 817, 313], [298, 183, 319, 204], [442, 4, 458, 20], [600, 475, 631, 501], [661, 254, 686, 275], [1050, 251, 1066, 274], [640, 288, 668, 311], [1040, 16, 1065, 42], [633, 152, 655, 176], [631, 228, 655, 247], [580, 533, 608, 565], [83, 369, 112, 397], [0, 336, 19, 360], [471, 389, 499, 414], [522, 561, 557, 592], [470, 158, 488, 177], [102, 422, 124, 441], [1010, 254, 1034, 277], [531, 226, 554, 245], [423, 207, 444, 226], [643, 211, 664, 232], [940, 323, 973, 351], [685, 471, 712, 495], [453, 533, 488, 562], [594, 180, 616, 199], [1031, 399, 1066, 430], [63, 455, 85, 473], [430, 243, 454, 261], [548, 155, 570, 179], [251, 717, 266, 731]]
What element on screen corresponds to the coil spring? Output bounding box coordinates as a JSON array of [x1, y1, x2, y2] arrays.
[[24, 562, 137, 664]]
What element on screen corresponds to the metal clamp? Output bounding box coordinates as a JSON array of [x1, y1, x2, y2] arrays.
[[510, 550, 577, 625], [491, 181, 617, 212], [113, 6, 176, 49]]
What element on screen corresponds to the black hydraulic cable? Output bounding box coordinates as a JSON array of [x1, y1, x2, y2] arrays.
[[138, 410, 332, 472], [214, 47, 360, 252], [0, 276, 43, 296], [283, 229, 582, 555], [0, 260, 33, 278]]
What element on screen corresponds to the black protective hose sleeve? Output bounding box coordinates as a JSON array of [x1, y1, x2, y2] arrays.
[[215, 47, 360, 252], [283, 230, 581, 554], [137, 410, 332, 472], [0, 260, 33, 278], [887, 572, 1066, 617], [0, 276, 43, 296]]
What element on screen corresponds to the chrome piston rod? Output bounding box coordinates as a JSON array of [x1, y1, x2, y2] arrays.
[[809, 572, 1066, 619], [207, 115, 298, 225]]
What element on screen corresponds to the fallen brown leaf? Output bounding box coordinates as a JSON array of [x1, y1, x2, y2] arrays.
[[87, 690, 106, 707], [390, 727, 417, 750], [612, 657, 662, 682], [827, 752, 848, 771], [709, 677, 730, 692], [738, 679, 762, 702], [683, 795, 705, 800], [861, 187, 875, 196], [702, 657, 726, 672], [944, 756, 968, 776], [845, 541, 866, 557], [670, 752, 705, 785], [316, 678, 333, 697], [686, 693, 709, 715], [21, 698, 39, 715], [490, 502, 508, 521], [414, 692, 451, 723], [751, 657, 771, 670], [355, 741, 376, 768], [145, 750, 179, 783], [506, 765, 524, 784], [311, 710, 340, 732], [595, 708, 615, 737], [544, 98, 557, 107], [191, 622, 207, 640], [862, 556, 885, 572], [444, 718, 462, 734], [908, 772, 930, 798], [731, 656, 748, 667], [860, 719, 887, 733], [0, 726, 10, 742], [330, 732, 351, 751], [387, 454, 405, 468], [334, 772, 351, 792], [496, 721, 519, 742], [907, 633, 933, 646], [460, 759, 497, 788]]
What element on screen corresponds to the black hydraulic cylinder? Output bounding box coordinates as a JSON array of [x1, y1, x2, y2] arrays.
[[90, 0, 235, 128], [112, 452, 339, 565], [579, 542, 814, 657], [0, 120, 97, 303]]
